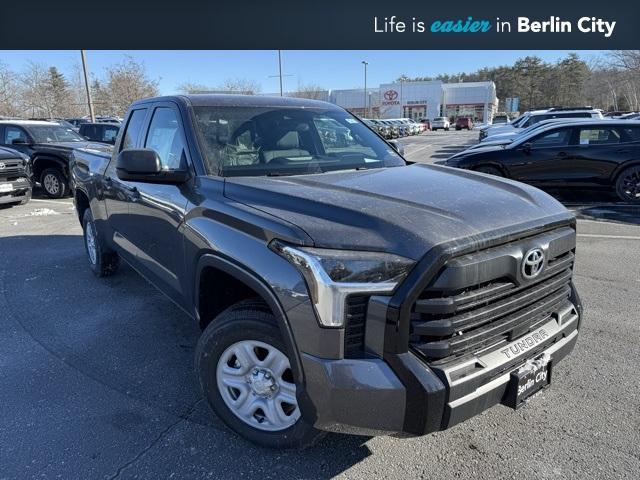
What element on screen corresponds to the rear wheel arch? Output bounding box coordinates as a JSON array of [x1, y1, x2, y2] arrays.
[[611, 159, 640, 182], [74, 188, 91, 224], [32, 155, 67, 181]]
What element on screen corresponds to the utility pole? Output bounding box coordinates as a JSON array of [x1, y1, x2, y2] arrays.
[[278, 50, 283, 96], [362, 61, 368, 118], [80, 50, 95, 122], [269, 50, 293, 96]]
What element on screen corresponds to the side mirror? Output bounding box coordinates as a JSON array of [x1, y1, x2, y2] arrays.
[[389, 140, 405, 156], [116, 149, 189, 184], [521, 142, 532, 154]]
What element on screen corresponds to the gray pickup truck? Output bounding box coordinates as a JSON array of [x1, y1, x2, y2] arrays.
[[70, 95, 582, 448]]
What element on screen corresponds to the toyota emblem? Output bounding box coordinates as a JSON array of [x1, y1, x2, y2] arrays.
[[0, 162, 5, 170], [522, 248, 545, 279], [384, 90, 398, 101]]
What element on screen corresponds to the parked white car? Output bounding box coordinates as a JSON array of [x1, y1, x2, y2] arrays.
[[480, 107, 603, 142], [431, 117, 450, 131]]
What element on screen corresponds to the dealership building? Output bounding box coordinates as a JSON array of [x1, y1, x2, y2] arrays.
[[328, 80, 498, 122]]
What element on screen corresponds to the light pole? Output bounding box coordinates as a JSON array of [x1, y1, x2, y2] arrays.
[[400, 78, 404, 118], [361, 61, 368, 118], [80, 50, 95, 122]]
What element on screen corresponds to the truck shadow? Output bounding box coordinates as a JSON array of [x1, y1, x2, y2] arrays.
[[1, 234, 373, 478]]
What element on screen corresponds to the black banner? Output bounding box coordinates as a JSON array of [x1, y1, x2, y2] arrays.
[[1, 0, 638, 49]]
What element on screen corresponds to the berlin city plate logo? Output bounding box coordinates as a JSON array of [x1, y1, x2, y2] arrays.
[[383, 90, 398, 101], [522, 248, 545, 279]]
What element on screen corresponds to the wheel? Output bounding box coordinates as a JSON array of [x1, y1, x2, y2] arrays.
[[41, 168, 67, 198], [615, 165, 640, 203], [82, 208, 120, 277], [456, 127, 461, 131], [195, 301, 324, 449], [445, 127, 450, 131], [474, 166, 504, 177]]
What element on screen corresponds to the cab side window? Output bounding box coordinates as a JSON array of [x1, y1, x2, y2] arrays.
[[4, 126, 28, 144], [144, 108, 187, 171], [121, 109, 147, 150]]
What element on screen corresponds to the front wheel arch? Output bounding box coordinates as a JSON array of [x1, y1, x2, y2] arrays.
[[472, 163, 509, 178], [194, 255, 309, 398]]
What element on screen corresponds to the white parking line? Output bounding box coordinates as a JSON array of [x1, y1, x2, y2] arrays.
[[577, 233, 640, 240]]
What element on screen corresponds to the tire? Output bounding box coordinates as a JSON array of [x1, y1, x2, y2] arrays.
[[82, 208, 120, 277], [615, 165, 640, 203], [456, 127, 461, 131], [445, 127, 450, 131], [41, 168, 68, 198], [195, 301, 324, 449], [474, 166, 504, 177]]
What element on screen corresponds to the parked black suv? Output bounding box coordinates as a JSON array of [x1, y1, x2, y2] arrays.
[[0, 146, 31, 206], [0, 120, 111, 198], [445, 120, 640, 202], [71, 95, 582, 448]]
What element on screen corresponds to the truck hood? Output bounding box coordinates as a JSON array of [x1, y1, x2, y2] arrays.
[[223, 164, 571, 260], [0, 146, 24, 160], [450, 143, 508, 158], [32, 141, 110, 155]]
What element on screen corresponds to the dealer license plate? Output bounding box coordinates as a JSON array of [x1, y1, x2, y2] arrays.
[[0, 183, 13, 193], [504, 353, 552, 409]]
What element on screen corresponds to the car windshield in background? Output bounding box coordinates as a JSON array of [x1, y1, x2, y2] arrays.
[[27, 125, 86, 143], [193, 106, 405, 177]]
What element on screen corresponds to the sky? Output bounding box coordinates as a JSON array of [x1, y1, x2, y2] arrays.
[[0, 50, 605, 94]]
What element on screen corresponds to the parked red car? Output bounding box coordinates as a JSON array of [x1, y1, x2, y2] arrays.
[[455, 117, 473, 130]]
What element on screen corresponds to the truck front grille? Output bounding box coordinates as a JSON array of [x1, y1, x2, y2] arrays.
[[409, 228, 575, 364], [0, 160, 26, 177]]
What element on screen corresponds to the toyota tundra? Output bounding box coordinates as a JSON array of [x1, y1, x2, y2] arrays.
[[70, 95, 582, 448]]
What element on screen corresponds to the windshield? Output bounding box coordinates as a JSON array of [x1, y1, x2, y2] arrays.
[[27, 125, 86, 143], [193, 106, 406, 177]]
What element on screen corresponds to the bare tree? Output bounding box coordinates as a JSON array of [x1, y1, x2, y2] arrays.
[[177, 82, 212, 94], [20, 61, 53, 118], [290, 82, 327, 100], [0, 62, 21, 117], [99, 56, 159, 115], [216, 78, 261, 95]]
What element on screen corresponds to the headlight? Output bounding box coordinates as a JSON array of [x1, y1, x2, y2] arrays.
[[270, 240, 414, 327]]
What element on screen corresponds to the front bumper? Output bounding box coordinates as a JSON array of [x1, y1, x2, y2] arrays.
[[0, 177, 32, 205], [301, 298, 580, 436]]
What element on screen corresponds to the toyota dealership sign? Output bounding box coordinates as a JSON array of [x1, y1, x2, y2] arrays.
[[382, 89, 400, 105]]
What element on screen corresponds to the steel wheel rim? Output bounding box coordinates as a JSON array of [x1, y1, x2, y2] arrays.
[[620, 168, 640, 200], [85, 221, 97, 265], [43, 174, 59, 195], [216, 340, 300, 432]]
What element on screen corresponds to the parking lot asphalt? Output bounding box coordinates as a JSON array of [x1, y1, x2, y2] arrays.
[[1, 134, 639, 479]]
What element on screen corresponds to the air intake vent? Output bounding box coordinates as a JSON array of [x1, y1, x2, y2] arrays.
[[344, 296, 368, 358]]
